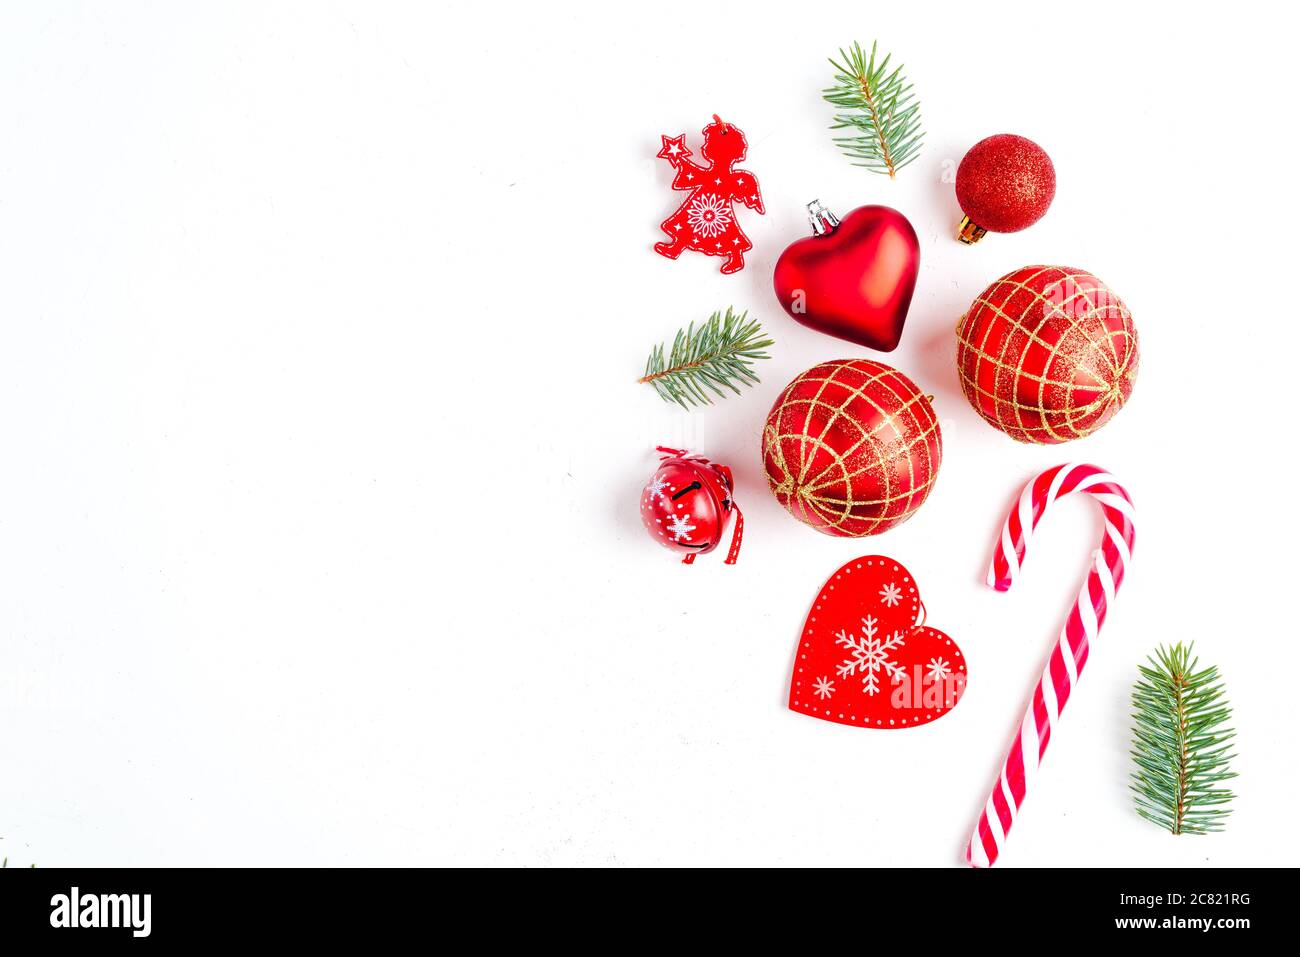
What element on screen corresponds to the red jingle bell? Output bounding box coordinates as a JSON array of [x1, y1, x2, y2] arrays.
[[640, 447, 744, 565], [773, 201, 920, 352]]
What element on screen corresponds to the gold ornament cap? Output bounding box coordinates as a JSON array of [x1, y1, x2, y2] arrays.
[[956, 216, 988, 245]]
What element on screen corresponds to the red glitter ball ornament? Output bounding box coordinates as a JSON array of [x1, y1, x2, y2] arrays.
[[955, 265, 1139, 443], [955, 134, 1055, 244], [762, 359, 941, 537]]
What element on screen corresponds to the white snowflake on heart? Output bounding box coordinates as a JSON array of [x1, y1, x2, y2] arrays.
[[926, 657, 951, 683], [834, 615, 907, 696], [665, 513, 696, 541], [686, 193, 732, 239], [878, 582, 903, 607], [812, 676, 835, 700]]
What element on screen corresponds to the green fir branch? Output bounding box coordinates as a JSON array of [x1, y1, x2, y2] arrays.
[[1130, 642, 1237, 835], [824, 40, 924, 178], [639, 308, 772, 409]]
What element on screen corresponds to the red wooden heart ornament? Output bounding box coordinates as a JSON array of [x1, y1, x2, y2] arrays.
[[789, 556, 967, 729], [773, 202, 920, 352]]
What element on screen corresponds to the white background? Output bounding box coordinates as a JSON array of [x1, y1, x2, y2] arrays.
[[1, 2, 1296, 867]]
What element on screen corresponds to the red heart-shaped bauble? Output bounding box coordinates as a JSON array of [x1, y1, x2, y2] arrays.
[[789, 556, 967, 729], [773, 205, 920, 351]]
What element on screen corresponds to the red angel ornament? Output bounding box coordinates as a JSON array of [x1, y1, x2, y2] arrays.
[[654, 115, 764, 275]]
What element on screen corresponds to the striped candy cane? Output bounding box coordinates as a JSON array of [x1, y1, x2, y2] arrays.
[[966, 463, 1136, 868]]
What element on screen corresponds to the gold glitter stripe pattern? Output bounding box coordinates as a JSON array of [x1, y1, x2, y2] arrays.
[[762, 359, 942, 537], [955, 265, 1139, 444]]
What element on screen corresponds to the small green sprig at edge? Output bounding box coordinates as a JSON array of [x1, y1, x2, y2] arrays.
[[639, 308, 773, 409], [1130, 642, 1237, 835], [824, 40, 924, 178]]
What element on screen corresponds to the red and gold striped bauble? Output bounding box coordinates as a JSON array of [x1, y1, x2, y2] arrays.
[[956, 265, 1139, 444], [761, 359, 941, 537]]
